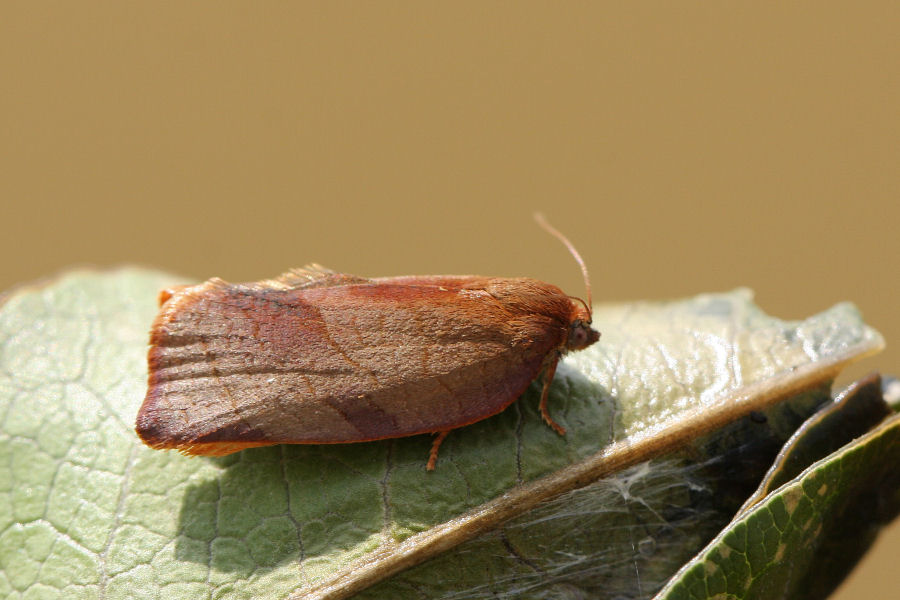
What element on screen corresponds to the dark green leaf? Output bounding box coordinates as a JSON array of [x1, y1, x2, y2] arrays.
[[655, 376, 900, 600]]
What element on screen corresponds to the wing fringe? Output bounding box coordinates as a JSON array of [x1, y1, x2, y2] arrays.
[[257, 264, 369, 290]]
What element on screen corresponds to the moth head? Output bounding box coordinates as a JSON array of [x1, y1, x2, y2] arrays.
[[566, 300, 600, 351]]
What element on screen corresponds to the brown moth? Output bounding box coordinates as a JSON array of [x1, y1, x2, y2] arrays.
[[135, 216, 599, 469]]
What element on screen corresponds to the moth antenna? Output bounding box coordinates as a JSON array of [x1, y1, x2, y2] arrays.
[[568, 295, 592, 318], [534, 212, 593, 320]]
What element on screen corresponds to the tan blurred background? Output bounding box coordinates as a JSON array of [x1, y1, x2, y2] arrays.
[[2, 3, 897, 597]]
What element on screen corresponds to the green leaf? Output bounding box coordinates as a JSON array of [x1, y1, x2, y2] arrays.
[[353, 384, 833, 600], [654, 375, 900, 600], [0, 270, 884, 599], [736, 373, 891, 515]]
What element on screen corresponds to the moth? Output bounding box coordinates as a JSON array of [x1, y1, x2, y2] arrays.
[[135, 216, 600, 469]]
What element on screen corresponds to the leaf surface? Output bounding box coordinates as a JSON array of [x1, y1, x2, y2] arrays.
[[0, 270, 883, 599]]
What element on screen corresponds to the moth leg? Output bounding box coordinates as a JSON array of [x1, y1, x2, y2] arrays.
[[539, 356, 566, 435], [427, 430, 451, 471]]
